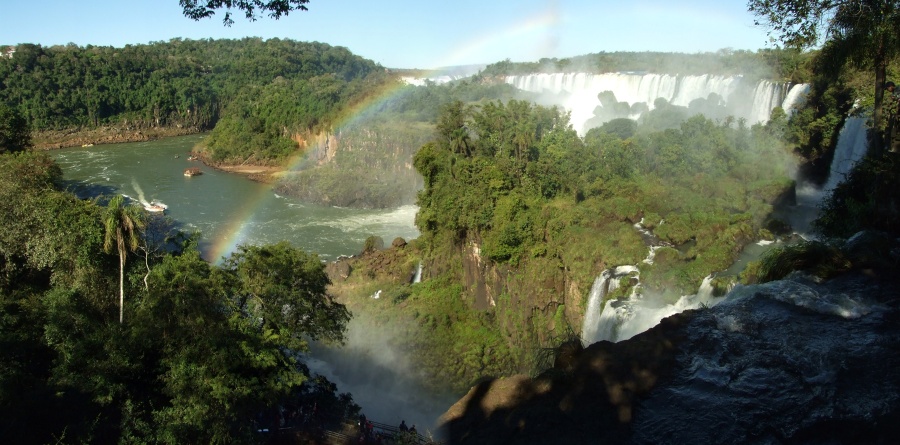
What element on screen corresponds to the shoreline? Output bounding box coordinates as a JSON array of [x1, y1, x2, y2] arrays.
[[200, 161, 286, 184], [33, 126, 201, 150], [34, 126, 287, 183]]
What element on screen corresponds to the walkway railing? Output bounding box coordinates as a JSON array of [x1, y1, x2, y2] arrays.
[[259, 416, 436, 445], [358, 419, 432, 444]]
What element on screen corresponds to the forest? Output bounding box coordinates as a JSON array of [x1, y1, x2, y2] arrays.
[[0, 148, 365, 442], [0, 38, 381, 161]]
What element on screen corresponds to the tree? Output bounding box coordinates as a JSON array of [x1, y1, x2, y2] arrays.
[[180, 0, 311, 25], [102, 195, 146, 323], [0, 102, 31, 154], [436, 100, 472, 156], [748, 0, 900, 149], [220, 242, 350, 351]]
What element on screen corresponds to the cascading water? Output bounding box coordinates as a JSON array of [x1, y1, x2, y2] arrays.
[[580, 217, 724, 345], [631, 272, 898, 444], [505, 73, 808, 134], [413, 261, 423, 283], [822, 116, 870, 193], [580, 266, 639, 343], [781, 83, 811, 114], [581, 272, 720, 345], [780, 115, 870, 239]]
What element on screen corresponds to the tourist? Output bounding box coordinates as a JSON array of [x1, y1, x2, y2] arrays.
[[399, 420, 408, 432]]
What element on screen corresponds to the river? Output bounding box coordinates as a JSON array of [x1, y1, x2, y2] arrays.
[[51, 135, 420, 262]]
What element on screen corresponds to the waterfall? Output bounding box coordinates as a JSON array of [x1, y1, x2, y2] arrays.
[[413, 261, 423, 283], [505, 73, 807, 134], [580, 266, 639, 343], [781, 83, 810, 114], [749, 80, 784, 125], [822, 116, 869, 193], [782, 116, 869, 239], [581, 272, 721, 345]]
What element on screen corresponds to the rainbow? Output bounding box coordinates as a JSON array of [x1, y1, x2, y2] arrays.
[[205, 11, 560, 262]]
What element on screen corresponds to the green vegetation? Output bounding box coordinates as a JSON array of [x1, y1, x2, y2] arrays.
[[749, 240, 852, 283], [270, 78, 522, 208], [0, 38, 381, 157], [749, 0, 900, 148], [4, 27, 896, 429], [102, 194, 147, 324], [0, 151, 356, 443], [0, 102, 31, 154], [325, 95, 800, 393], [416, 100, 794, 281], [732, 2, 900, 285], [814, 156, 900, 237], [479, 48, 815, 82]]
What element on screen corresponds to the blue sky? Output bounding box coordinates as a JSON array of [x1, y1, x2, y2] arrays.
[[1, 0, 773, 69]]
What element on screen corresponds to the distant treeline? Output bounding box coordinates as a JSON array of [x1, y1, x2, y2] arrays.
[[0, 38, 381, 134], [478, 48, 815, 83]]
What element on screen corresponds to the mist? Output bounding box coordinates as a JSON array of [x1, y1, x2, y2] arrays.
[[507, 72, 807, 135], [305, 310, 457, 436]]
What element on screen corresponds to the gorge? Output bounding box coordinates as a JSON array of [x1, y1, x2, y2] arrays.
[[4, 37, 898, 444]]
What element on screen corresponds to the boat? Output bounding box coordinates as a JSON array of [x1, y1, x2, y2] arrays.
[[184, 167, 202, 177], [143, 201, 167, 213]]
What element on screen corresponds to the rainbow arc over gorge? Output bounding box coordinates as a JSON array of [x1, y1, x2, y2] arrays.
[[206, 13, 560, 262]]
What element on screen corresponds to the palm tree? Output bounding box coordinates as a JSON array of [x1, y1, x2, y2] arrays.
[[102, 195, 146, 324]]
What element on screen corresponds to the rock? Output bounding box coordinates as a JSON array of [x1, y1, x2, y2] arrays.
[[392, 237, 407, 248], [439, 272, 900, 444], [361, 235, 384, 254], [335, 261, 351, 280]]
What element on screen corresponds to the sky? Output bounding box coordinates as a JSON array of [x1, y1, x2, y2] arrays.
[[0, 0, 774, 69]]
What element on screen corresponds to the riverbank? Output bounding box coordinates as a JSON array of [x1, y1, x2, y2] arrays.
[[32, 126, 201, 150], [202, 162, 285, 184], [33, 125, 288, 183]]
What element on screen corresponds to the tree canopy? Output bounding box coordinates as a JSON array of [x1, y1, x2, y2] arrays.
[[748, 0, 900, 150], [0, 102, 30, 154], [180, 0, 311, 25], [0, 151, 355, 443]]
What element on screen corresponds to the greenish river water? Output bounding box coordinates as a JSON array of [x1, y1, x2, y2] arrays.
[[52, 135, 420, 261]]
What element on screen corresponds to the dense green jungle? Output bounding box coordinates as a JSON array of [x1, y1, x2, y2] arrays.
[[2, 35, 900, 444]]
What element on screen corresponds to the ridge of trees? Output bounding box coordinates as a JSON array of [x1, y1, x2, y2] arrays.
[[478, 48, 816, 83], [0, 38, 380, 135]]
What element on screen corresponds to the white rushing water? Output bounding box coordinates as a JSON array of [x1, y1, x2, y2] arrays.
[[782, 115, 870, 239], [581, 271, 721, 345], [506, 73, 808, 134], [822, 116, 870, 193], [580, 266, 640, 343]]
